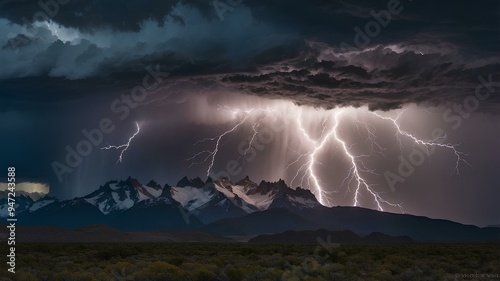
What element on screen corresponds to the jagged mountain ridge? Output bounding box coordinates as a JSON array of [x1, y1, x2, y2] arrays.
[[2, 176, 319, 227], [0, 193, 57, 217], [3, 176, 499, 241]]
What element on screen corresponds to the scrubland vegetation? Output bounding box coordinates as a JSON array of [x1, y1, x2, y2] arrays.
[[0, 243, 498, 281]]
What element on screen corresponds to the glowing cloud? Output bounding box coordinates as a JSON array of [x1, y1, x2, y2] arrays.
[[0, 182, 49, 194]]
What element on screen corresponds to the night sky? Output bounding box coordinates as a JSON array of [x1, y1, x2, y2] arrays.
[[0, 0, 499, 226]]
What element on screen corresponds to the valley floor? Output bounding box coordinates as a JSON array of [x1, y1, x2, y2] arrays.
[[0, 243, 498, 281]]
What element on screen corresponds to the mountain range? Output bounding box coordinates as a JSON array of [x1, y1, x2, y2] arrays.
[[1, 176, 499, 242], [249, 229, 413, 244]]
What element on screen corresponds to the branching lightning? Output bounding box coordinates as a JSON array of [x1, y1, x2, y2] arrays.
[[370, 111, 471, 174], [98, 102, 469, 214], [187, 116, 250, 177], [285, 111, 338, 206], [238, 123, 260, 165], [187, 104, 470, 214], [98, 101, 468, 213], [333, 111, 403, 212], [188, 107, 281, 177], [101, 122, 141, 163]]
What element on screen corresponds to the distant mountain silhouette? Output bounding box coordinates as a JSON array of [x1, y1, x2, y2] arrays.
[[201, 208, 326, 235], [249, 229, 413, 244], [201, 206, 499, 241], [0, 224, 233, 243]]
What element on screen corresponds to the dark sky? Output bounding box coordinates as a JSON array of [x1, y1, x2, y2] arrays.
[[0, 0, 499, 226]]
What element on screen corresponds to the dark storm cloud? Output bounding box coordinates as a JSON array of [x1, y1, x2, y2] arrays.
[[215, 43, 500, 111], [1, 0, 497, 36], [0, 0, 212, 32], [0, 0, 498, 112]]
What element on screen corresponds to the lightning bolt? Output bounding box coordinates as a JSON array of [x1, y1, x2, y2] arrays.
[[333, 110, 403, 212], [186, 104, 470, 213], [188, 107, 281, 177], [188, 115, 250, 177], [370, 111, 470, 174], [98, 104, 467, 214], [101, 122, 141, 163], [287, 109, 402, 210], [286, 111, 338, 206], [237, 123, 260, 166]]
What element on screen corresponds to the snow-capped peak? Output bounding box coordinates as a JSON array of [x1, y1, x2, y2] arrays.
[[82, 177, 164, 215], [14, 176, 321, 220], [213, 177, 320, 212]]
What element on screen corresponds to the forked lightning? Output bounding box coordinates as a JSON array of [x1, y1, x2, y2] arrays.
[[101, 122, 141, 163], [102, 105, 468, 213]]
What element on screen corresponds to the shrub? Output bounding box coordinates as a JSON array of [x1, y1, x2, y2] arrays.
[[131, 261, 182, 281], [54, 271, 96, 281], [194, 269, 218, 281], [226, 268, 245, 281], [168, 257, 185, 266]]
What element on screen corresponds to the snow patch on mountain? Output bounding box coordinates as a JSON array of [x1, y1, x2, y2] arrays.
[[287, 195, 319, 208], [213, 180, 259, 213], [171, 186, 215, 212], [232, 185, 275, 210], [111, 192, 135, 209], [213, 181, 236, 199], [29, 199, 55, 212], [142, 185, 162, 198]]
